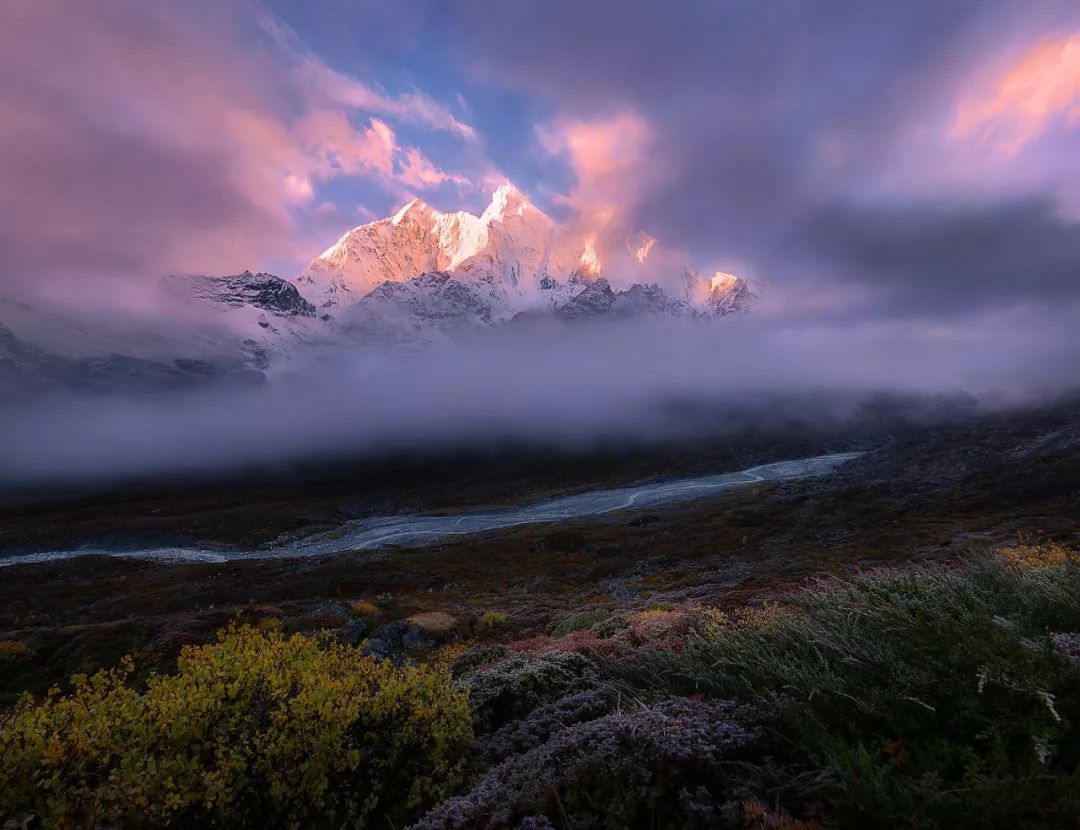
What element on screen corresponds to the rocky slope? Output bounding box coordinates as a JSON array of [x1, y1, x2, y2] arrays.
[[173, 271, 317, 319]]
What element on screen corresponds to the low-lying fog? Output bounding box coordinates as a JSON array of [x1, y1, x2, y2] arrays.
[[2, 304, 1078, 492]]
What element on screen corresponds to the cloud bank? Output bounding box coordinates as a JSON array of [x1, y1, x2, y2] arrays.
[[2, 309, 1077, 491]]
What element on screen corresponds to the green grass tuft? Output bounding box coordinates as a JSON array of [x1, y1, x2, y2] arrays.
[[614, 550, 1080, 827], [550, 608, 611, 638]]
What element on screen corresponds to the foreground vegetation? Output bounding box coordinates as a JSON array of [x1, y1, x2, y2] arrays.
[[2, 542, 1078, 828], [616, 540, 1080, 827], [1, 625, 470, 828]]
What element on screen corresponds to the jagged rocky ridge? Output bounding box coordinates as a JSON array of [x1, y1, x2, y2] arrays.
[[289, 185, 754, 342], [174, 271, 317, 319]]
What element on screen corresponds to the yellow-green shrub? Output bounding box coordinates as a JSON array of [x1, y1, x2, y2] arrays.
[[349, 600, 380, 619], [0, 639, 33, 664], [0, 623, 471, 828], [478, 610, 508, 630], [999, 538, 1078, 570]]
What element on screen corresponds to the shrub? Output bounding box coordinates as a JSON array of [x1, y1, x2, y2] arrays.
[[623, 607, 692, 647], [506, 634, 558, 654], [742, 800, 822, 829], [617, 553, 1080, 827], [590, 613, 631, 639], [463, 650, 600, 733], [413, 698, 764, 829], [0, 623, 471, 828], [450, 643, 510, 679], [0, 639, 33, 665], [349, 600, 380, 619], [478, 610, 508, 630], [726, 602, 785, 631], [550, 609, 610, 638], [999, 539, 1078, 571], [473, 688, 621, 766], [409, 611, 459, 639]]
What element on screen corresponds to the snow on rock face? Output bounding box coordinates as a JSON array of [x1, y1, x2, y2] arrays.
[[550, 279, 736, 322], [703, 272, 756, 316], [681, 270, 755, 317], [297, 204, 447, 310], [337, 272, 512, 344], [162, 271, 326, 373], [297, 184, 752, 325], [174, 271, 316, 318], [555, 279, 617, 319], [612, 282, 695, 318], [297, 184, 597, 314]]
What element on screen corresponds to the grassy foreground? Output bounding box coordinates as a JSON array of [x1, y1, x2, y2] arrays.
[[2, 542, 1078, 828]]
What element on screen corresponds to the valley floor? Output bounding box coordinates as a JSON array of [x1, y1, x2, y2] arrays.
[[1, 401, 1078, 703], [1, 401, 1079, 826]]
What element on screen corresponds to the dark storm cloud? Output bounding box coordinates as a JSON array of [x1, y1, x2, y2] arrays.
[[794, 198, 1080, 315], [446, 1, 985, 213], [438, 0, 1080, 319], [448, 0, 985, 106]]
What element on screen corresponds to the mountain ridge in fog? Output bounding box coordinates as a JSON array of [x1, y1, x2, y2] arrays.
[[0, 185, 753, 396]]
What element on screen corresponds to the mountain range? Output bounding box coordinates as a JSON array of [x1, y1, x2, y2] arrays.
[[297, 184, 752, 324], [0, 185, 753, 394]]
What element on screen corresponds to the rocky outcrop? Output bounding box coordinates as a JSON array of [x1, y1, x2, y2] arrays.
[[174, 271, 316, 317]]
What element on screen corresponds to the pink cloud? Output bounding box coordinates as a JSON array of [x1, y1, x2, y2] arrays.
[[536, 110, 691, 283], [952, 31, 1080, 156], [297, 113, 396, 179], [536, 110, 751, 290], [296, 112, 470, 196], [863, 22, 1080, 223], [283, 173, 316, 205], [300, 63, 478, 141], [0, 0, 478, 298], [538, 110, 655, 228], [397, 147, 469, 188]]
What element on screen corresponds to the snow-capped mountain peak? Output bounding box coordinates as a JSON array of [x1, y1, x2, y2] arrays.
[[391, 197, 436, 227], [481, 182, 532, 222], [295, 184, 754, 337], [297, 184, 592, 314], [710, 272, 742, 294]]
